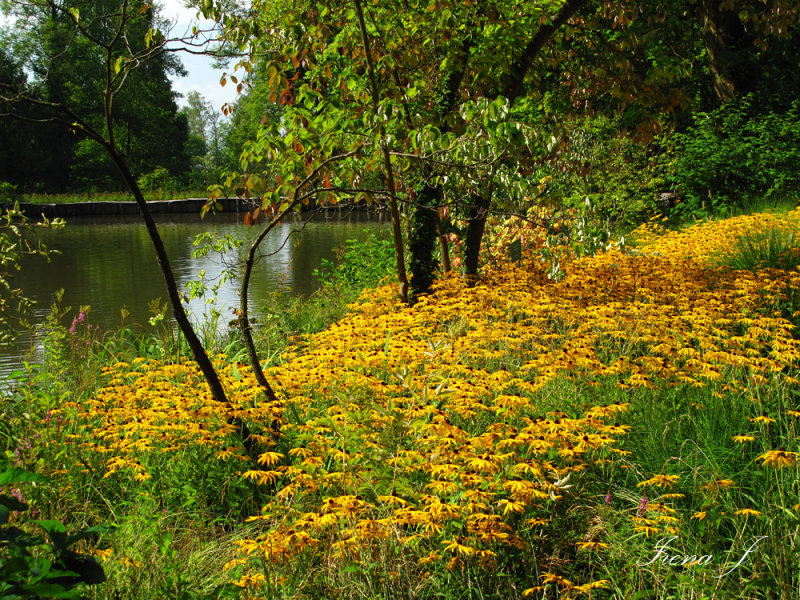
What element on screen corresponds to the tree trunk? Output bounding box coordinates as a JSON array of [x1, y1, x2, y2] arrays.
[[696, 0, 755, 104], [408, 184, 441, 298], [437, 214, 451, 274], [106, 145, 258, 459], [355, 0, 409, 302], [240, 223, 281, 402], [463, 193, 492, 283]]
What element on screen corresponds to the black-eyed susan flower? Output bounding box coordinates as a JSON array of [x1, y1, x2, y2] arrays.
[[576, 540, 609, 551], [757, 449, 799, 468], [638, 473, 680, 488], [750, 413, 776, 424], [734, 508, 762, 518]]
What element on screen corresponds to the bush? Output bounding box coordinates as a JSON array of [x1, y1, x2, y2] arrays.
[[526, 114, 667, 228], [136, 168, 178, 194], [315, 232, 396, 292], [0, 465, 110, 599], [0, 181, 17, 204], [666, 96, 800, 217]]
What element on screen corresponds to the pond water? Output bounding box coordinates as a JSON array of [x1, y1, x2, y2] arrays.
[[3, 210, 389, 376]]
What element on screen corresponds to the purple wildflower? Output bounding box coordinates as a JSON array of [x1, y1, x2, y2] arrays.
[[637, 493, 648, 516]]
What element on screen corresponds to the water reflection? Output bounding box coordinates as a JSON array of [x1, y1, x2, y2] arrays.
[[3, 210, 388, 375]]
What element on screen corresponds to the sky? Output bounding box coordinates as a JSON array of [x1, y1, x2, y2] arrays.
[[159, 0, 240, 111], [0, 1, 237, 111]]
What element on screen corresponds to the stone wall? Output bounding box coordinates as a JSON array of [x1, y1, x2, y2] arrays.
[[4, 197, 258, 219]]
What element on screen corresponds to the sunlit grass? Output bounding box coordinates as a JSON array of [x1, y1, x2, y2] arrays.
[[714, 224, 800, 272]]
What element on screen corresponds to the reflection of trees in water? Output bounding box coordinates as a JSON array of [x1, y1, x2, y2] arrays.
[[4, 213, 387, 373]]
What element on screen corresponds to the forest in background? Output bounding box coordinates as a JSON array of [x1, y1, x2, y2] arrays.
[[0, 0, 798, 225]]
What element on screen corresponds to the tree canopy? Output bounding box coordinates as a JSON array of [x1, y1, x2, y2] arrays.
[[0, 0, 193, 192]]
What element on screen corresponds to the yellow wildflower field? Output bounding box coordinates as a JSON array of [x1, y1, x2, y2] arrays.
[[61, 209, 800, 597]]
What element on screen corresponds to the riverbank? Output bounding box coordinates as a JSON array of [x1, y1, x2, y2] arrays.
[[2, 210, 799, 600], [3, 197, 380, 219]]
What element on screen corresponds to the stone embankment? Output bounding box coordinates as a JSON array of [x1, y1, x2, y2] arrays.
[[5, 197, 256, 219], [6, 197, 379, 219]]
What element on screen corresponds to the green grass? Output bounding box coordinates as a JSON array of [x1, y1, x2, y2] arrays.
[[714, 224, 800, 272]]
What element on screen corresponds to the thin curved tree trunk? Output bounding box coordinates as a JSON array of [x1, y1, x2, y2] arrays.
[[106, 149, 227, 400], [355, 0, 409, 303], [239, 220, 281, 402], [105, 145, 257, 459], [237, 148, 366, 425]]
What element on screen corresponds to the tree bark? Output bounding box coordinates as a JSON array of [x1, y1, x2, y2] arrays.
[[408, 184, 441, 298], [696, 0, 755, 104], [457, 0, 589, 282], [106, 144, 257, 459], [355, 0, 409, 303], [463, 193, 492, 282]]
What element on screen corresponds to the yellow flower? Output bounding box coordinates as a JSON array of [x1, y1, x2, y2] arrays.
[[442, 538, 475, 556], [634, 525, 660, 537], [734, 508, 762, 518], [702, 478, 735, 492], [691, 511, 707, 521], [638, 473, 680, 488], [576, 541, 609, 551], [657, 493, 686, 500], [750, 413, 776, 424], [756, 449, 799, 468], [732, 435, 756, 443]]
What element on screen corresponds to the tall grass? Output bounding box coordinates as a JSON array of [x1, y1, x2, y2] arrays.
[[714, 224, 800, 272]]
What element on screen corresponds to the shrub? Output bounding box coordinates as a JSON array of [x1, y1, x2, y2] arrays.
[[315, 232, 396, 292], [136, 168, 177, 194], [0, 181, 18, 204], [0, 465, 110, 599], [666, 96, 800, 217]]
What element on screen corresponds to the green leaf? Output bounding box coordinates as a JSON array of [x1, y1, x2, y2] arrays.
[[0, 467, 48, 485], [66, 525, 116, 547], [0, 494, 27, 513], [35, 519, 68, 551]]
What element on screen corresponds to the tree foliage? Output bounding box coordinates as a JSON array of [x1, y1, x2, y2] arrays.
[[0, 0, 192, 192]]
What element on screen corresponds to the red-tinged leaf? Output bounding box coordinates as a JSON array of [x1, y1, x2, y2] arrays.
[[237, 83, 243, 93], [220, 75, 227, 87], [244, 211, 253, 226], [253, 207, 260, 223]]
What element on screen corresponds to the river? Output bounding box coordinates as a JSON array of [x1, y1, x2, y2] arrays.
[[3, 210, 389, 376]]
